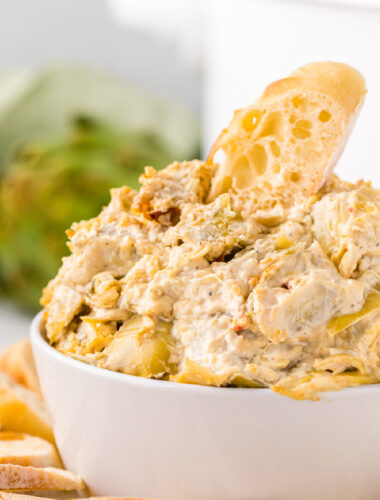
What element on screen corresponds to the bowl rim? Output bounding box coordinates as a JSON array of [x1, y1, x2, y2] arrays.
[[30, 310, 380, 400]]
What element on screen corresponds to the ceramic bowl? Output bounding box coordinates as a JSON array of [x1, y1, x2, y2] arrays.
[[31, 311, 380, 500]]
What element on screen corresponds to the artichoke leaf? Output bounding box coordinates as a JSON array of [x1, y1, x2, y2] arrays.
[[173, 358, 230, 386], [327, 292, 380, 336], [227, 374, 265, 388]]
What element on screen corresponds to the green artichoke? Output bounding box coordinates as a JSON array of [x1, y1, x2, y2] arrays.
[[0, 116, 177, 310], [0, 66, 199, 311]]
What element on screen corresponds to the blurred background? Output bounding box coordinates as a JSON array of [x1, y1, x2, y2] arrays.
[[1, 0, 380, 347]]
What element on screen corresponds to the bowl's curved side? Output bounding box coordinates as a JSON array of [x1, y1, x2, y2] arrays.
[[31, 312, 380, 500]]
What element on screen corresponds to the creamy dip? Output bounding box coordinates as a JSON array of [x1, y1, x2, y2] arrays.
[[41, 161, 380, 399]]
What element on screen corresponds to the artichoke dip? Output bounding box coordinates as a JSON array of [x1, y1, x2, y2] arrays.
[[41, 163, 380, 400], [41, 62, 380, 399]]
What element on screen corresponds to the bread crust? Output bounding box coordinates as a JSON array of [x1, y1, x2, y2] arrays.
[[0, 341, 41, 396], [0, 372, 54, 444], [266, 62, 366, 114], [0, 432, 61, 468], [0, 494, 55, 500], [0, 496, 156, 500], [0, 464, 85, 491]]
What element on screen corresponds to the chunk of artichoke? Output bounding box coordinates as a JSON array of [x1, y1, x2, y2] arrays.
[[227, 374, 264, 388], [313, 354, 366, 375], [103, 315, 176, 378], [272, 372, 378, 400], [327, 292, 380, 336], [173, 358, 230, 386]]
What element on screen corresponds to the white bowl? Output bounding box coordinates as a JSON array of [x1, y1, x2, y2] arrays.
[[31, 311, 380, 500]]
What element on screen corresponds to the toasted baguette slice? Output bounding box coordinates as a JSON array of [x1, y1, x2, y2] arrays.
[[0, 494, 54, 500], [0, 464, 84, 491], [207, 62, 366, 206], [0, 372, 54, 444], [0, 432, 61, 468], [0, 496, 155, 500], [0, 341, 41, 395], [0, 494, 56, 500]]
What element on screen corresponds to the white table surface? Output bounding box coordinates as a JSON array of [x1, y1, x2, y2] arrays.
[[0, 301, 33, 350]]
